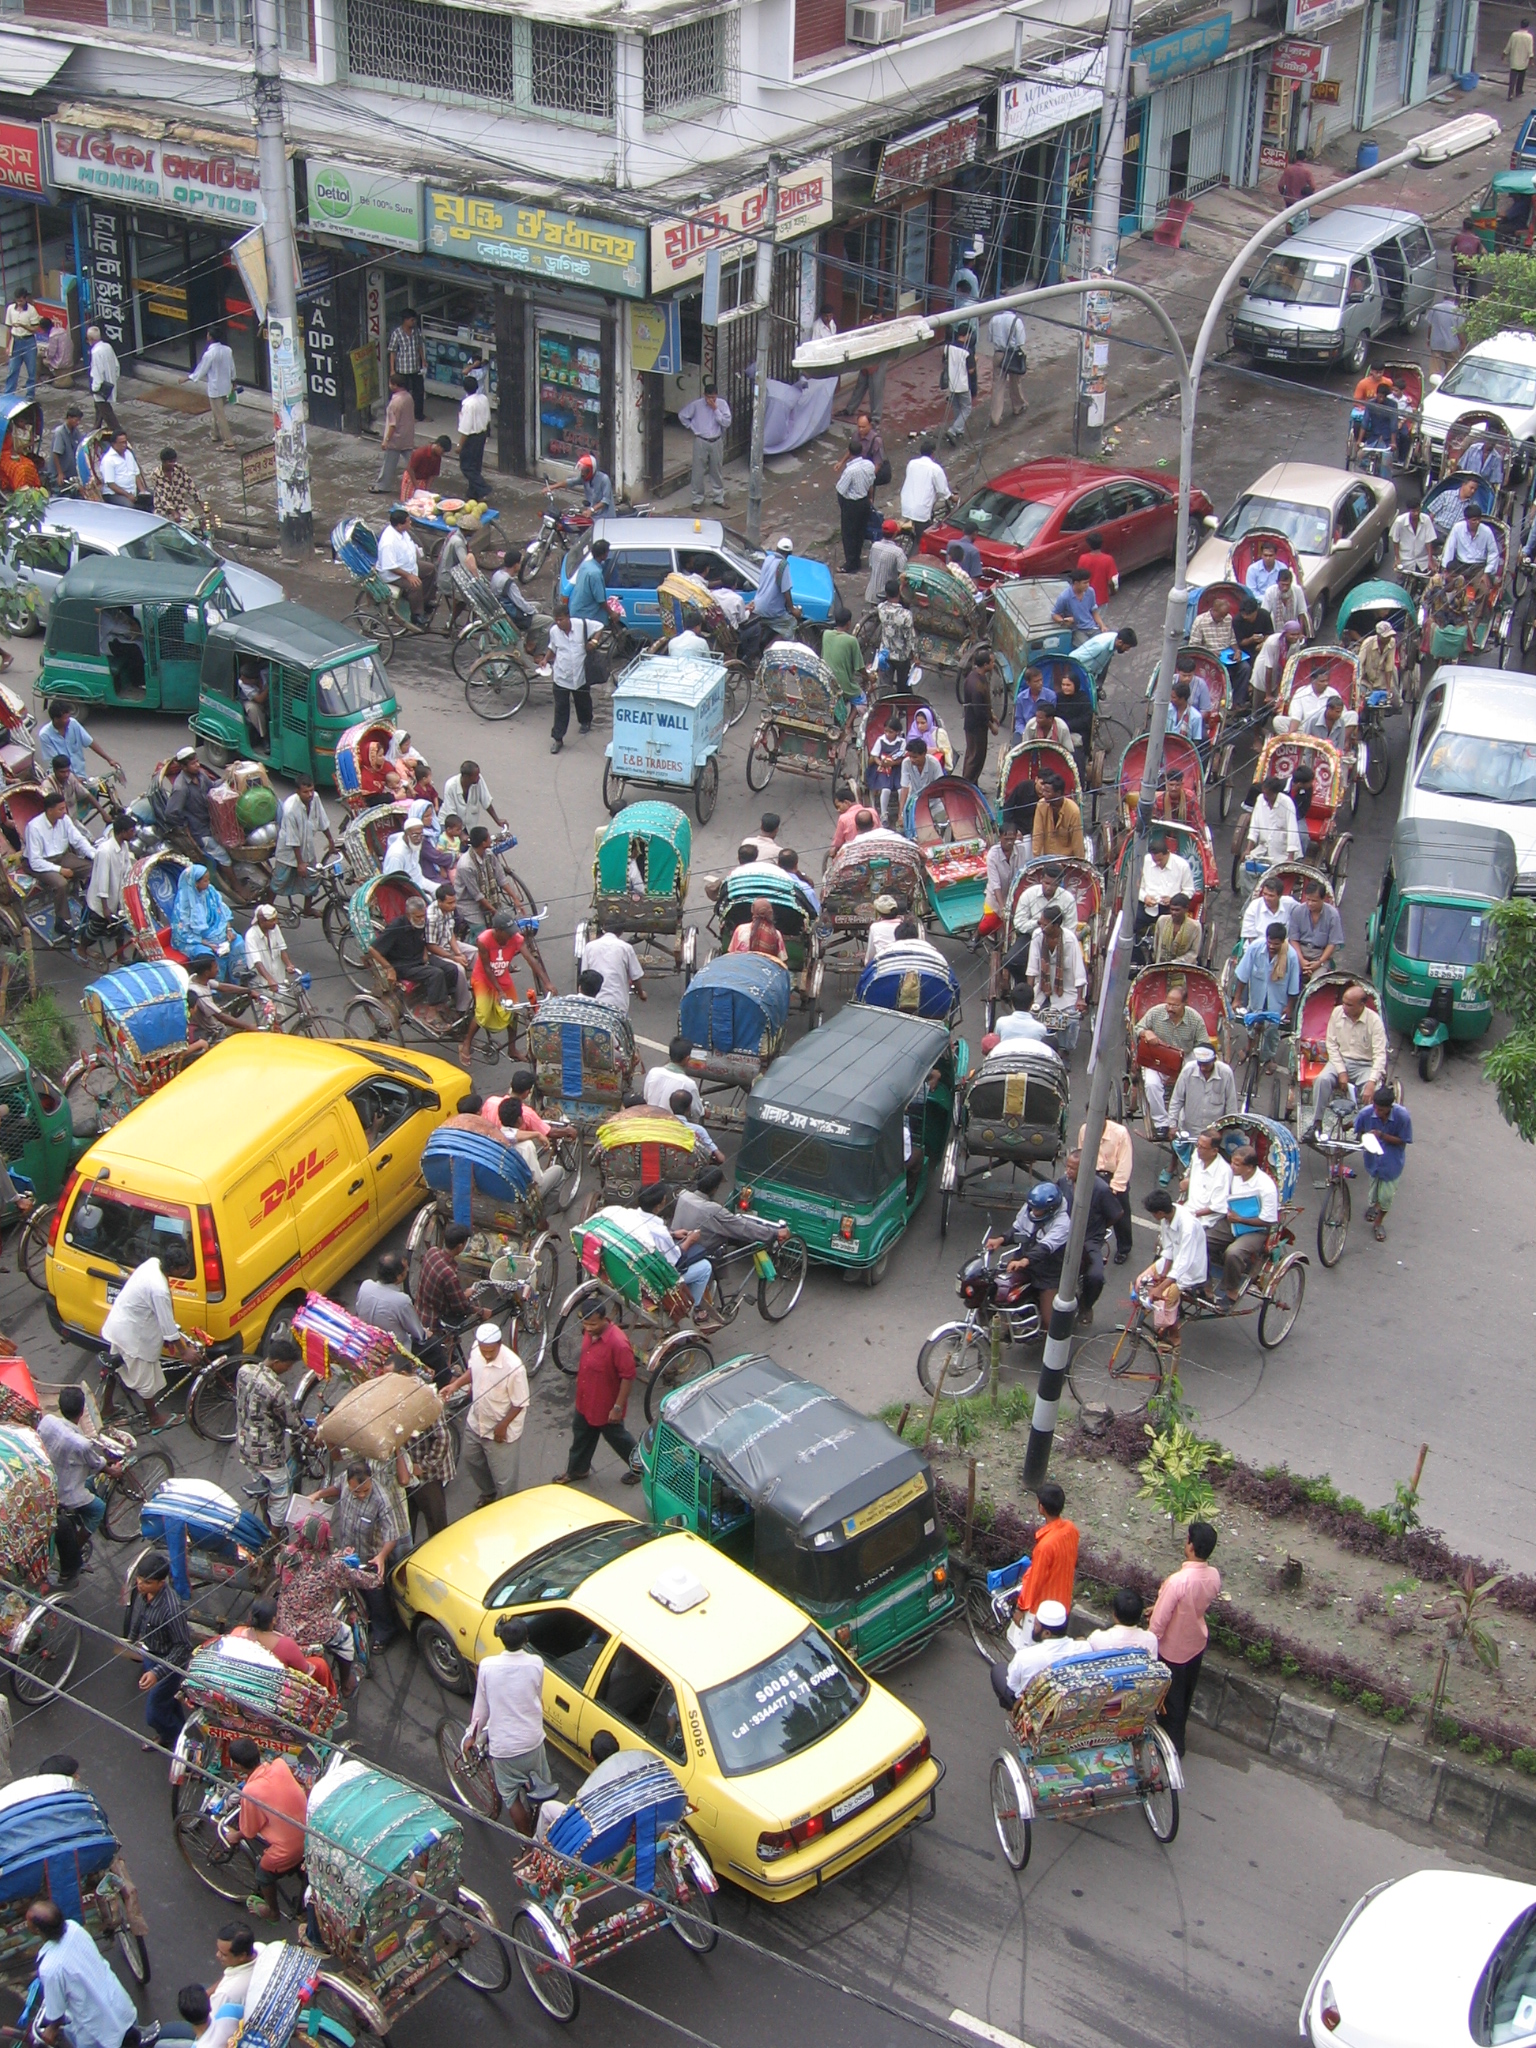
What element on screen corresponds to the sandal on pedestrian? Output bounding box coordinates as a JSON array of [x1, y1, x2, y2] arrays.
[[1373, 1222, 1386, 1241]]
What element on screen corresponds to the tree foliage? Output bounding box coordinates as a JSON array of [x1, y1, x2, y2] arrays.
[[1462, 253, 1536, 351], [1467, 898, 1536, 1141]]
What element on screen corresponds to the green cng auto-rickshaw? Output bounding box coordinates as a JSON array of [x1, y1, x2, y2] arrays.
[[36, 559, 238, 713], [733, 1004, 966, 1281], [641, 1352, 955, 1668], [1368, 817, 1517, 1081], [191, 606, 396, 790]]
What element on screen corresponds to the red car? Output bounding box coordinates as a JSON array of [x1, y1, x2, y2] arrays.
[[920, 457, 1215, 583]]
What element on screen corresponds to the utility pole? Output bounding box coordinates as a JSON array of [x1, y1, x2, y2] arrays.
[[253, 0, 312, 553], [1074, 0, 1136, 457], [745, 159, 779, 549]]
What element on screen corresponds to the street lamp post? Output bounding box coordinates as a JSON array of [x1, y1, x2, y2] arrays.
[[792, 110, 1499, 1485]]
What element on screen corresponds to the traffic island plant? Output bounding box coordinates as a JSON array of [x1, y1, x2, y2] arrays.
[[884, 1396, 1536, 1764], [1466, 897, 1536, 1141]]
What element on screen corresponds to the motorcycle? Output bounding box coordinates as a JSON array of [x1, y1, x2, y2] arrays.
[[518, 486, 594, 585], [915, 1238, 1054, 1397]]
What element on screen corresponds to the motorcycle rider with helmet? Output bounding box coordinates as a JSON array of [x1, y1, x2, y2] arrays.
[[986, 1180, 1072, 1324]]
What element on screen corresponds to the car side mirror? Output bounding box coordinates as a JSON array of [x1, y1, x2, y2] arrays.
[[1332, 533, 1351, 551], [1239, 274, 1253, 288], [1201, 514, 1218, 531], [1429, 372, 1444, 389]]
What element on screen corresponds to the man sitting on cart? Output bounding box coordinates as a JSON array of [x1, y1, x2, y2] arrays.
[[1441, 503, 1502, 628], [1138, 1188, 1207, 1363], [1291, 877, 1345, 977], [673, 1165, 789, 1276], [1212, 1147, 1278, 1309], [532, 1727, 683, 1844], [1234, 921, 1301, 1068], [220, 1735, 307, 1922], [367, 895, 474, 1035], [1136, 831, 1195, 949], [1137, 979, 1212, 1132], [605, 1187, 715, 1321], [1306, 983, 1387, 1139], [988, 1597, 1074, 1708], [1152, 892, 1201, 968], [1027, 903, 1088, 1053]]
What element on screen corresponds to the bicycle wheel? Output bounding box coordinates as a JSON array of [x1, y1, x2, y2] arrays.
[[1364, 738, 1391, 797], [756, 1236, 807, 1321], [644, 1336, 716, 1425], [188, 1358, 239, 1444], [352, 593, 397, 659], [964, 1571, 1010, 1662], [337, 930, 375, 993], [1067, 1323, 1164, 1424], [721, 664, 752, 734], [1316, 1178, 1350, 1269], [64, 1054, 134, 1136], [116, 1930, 151, 1986], [465, 650, 532, 721], [1140, 1733, 1180, 1844], [512, 1908, 578, 2022], [9, 1600, 81, 1704], [102, 1447, 175, 1541], [1257, 1257, 1306, 1349], [654, 1860, 719, 1953], [550, 1280, 608, 1376], [451, 624, 495, 680], [436, 1717, 502, 1819], [18, 1203, 54, 1290], [518, 1237, 559, 1377], [916, 1323, 988, 1399], [746, 724, 778, 791], [451, 1890, 512, 1993], [173, 1802, 251, 1901]]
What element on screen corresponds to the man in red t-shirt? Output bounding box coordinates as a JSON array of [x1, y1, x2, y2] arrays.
[[402, 434, 452, 499], [1074, 532, 1119, 607], [554, 1302, 639, 1484], [226, 1735, 307, 1918], [462, 907, 526, 1063]]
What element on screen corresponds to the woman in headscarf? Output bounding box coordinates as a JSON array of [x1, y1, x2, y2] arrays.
[[728, 898, 788, 961], [382, 816, 429, 889], [406, 796, 454, 883], [170, 863, 244, 978], [905, 704, 954, 771], [274, 1516, 370, 1697], [1053, 665, 1094, 769]]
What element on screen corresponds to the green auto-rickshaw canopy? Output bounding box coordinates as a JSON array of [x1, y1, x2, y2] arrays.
[[1387, 816, 1518, 904]]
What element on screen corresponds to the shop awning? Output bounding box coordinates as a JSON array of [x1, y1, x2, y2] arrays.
[[0, 31, 73, 94]]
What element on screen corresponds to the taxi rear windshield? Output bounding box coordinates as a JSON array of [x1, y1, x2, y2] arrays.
[[63, 1185, 193, 1271], [700, 1627, 868, 1775]]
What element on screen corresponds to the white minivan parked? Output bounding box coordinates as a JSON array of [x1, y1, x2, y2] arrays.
[[1420, 329, 1536, 468], [1400, 667, 1536, 891]]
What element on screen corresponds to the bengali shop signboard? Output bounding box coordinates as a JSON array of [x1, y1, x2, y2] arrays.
[[46, 122, 277, 225], [426, 189, 645, 296], [650, 160, 834, 293], [0, 120, 45, 198]]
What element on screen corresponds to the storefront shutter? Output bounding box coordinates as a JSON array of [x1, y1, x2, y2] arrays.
[[1188, 68, 1231, 194], [0, 199, 36, 296]]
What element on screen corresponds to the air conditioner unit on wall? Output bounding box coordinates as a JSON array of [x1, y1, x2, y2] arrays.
[[847, 0, 905, 45]]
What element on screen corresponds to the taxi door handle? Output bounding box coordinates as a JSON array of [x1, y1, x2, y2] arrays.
[[554, 1694, 571, 1711], [377, 1154, 393, 1168], [348, 1178, 365, 1195]]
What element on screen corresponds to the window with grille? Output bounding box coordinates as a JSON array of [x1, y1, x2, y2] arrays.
[[107, 0, 308, 54], [342, 0, 614, 120], [644, 13, 737, 118]]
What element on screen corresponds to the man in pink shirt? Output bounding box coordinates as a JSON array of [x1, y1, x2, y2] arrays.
[[1148, 1520, 1221, 1756], [1080, 1117, 1134, 1263]]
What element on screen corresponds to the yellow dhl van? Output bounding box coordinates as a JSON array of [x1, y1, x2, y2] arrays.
[[46, 1036, 471, 1352]]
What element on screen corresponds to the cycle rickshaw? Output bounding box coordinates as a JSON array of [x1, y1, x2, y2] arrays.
[[528, 994, 638, 1137], [816, 834, 928, 997], [1336, 581, 1418, 774], [590, 1105, 714, 1212], [995, 736, 1081, 835], [1144, 646, 1233, 812], [860, 687, 955, 811], [1241, 732, 1354, 901], [339, 799, 413, 886], [938, 1037, 1068, 1236], [63, 960, 205, 1133], [0, 1773, 150, 1990], [708, 867, 824, 1023], [335, 719, 415, 815], [0, 1423, 81, 1704], [330, 517, 420, 660], [449, 1750, 718, 2023], [854, 942, 962, 1027], [123, 1476, 283, 1620], [904, 774, 997, 939], [1009, 650, 1110, 784], [677, 952, 790, 1129], [657, 570, 754, 729], [575, 801, 696, 981], [1121, 962, 1229, 1134], [1066, 1109, 1308, 1420], [1276, 644, 1358, 721], [1226, 527, 1303, 593], [989, 577, 1077, 723], [990, 1648, 1180, 1871], [548, 1210, 715, 1397], [1112, 817, 1217, 970], [340, 873, 494, 1058], [1346, 361, 1424, 476], [1438, 412, 1526, 518], [987, 855, 1105, 1030], [898, 556, 982, 679], [746, 642, 854, 791], [1294, 966, 1386, 1137]]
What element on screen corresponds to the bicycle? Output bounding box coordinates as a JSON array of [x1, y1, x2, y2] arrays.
[[1235, 1008, 1294, 1119], [1312, 1124, 1361, 1269], [96, 1332, 242, 1444]]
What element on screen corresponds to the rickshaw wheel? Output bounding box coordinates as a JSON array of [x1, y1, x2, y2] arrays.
[[1067, 1325, 1162, 1424], [464, 650, 532, 720], [1328, 837, 1351, 907], [655, 1857, 719, 1952], [1216, 749, 1234, 820], [1140, 1733, 1180, 1844], [450, 1888, 512, 1993], [102, 1448, 176, 1541], [436, 1717, 502, 1819], [18, 1203, 54, 1290], [695, 755, 719, 824], [939, 1187, 952, 1238], [173, 1798, 252, 1900], [1257, 1257, 1306, 1349], [1419, 1039, 1445, 1083], [512, 1909, 579, 2022], [602, 764, 626, 815], [644, 1335, 716, 1425], [1364, 741, 1390, 797], [1349, 767, 1361, 817], [117, 1930, 151, 1986], [964, 1570, 1012, 1662], [64, 1053, 133, 1137], [551, 1279, 613, 1375], [757, 1236, 807, 1322], [990, 1755, 1032, 1871], [746, 724, 778, 791], [352, 595, 397, 660], [337, 930, 374, 993], [1317, 1179, 1351, 1268], [916, 1325, 988, 1400], [406, 1201, 443, 1298], [343, 995, 398, 1042], [9, 1599, 80, 1703], [1521, 601, 1536, 664]]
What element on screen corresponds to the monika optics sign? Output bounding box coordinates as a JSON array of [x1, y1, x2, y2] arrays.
[[46, 123, 274, 225], [650, 160, 834, 291], [305, 159, 423, 252], [426, 190, 645, 296], [0, 120, 44, 197]]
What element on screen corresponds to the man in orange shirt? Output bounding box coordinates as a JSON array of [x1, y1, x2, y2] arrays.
[[226, 1735, 308, 1919], [1014, 1482, 1079, 1636]]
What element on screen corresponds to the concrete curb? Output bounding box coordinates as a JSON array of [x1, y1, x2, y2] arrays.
[[1190, 1661, 1536, 1870]]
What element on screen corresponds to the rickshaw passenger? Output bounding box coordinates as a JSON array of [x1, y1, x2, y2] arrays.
[[976, 824, 1027, 942], [1052, 666, 1095, 766], [1031, 772, 1083, 858], [643, 1036, 704, 1118], [608, 1188, 712, 1314], [1244, 539, 1282, 606], [1138, 1189, 1206, 1361], [1087, 1586, 1161, 1656], [1189, 599, 1235, 665], [172, 864, 246, 979], [777, 848, 820, 915], [900, 737, 942, 806], [1298, 689, 1345, 740], [1284, 668, 1329, 728], [495, 1090, 568, 1201], [1152, 893, 1201, 967], [1463, 437, 1506, 488], [1307, 982, 1387, 1136], [1215, 1147, 1278, 1307], [1136, 831, 1195, 942], [1138, 981, 1212, 1129], [989, 1598, 1073, 1708], [1182, 1126, 1232, 1239], [1168, 680, 1202, 744], [1291, 877, 1344, 975], [730, 898, 789, 963], [1240, 874, 1296, 943], [1023, 695, 1073, 753], [669, 1088, 724, 1164], [1169, 1045, 1239, 1134]]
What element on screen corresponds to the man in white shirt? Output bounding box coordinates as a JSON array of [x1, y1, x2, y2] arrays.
[[605, 1191, 712, 1308], [457, 372, 491, 495], [246, 902, 296, 996], [1084, 1587, 1161, 1656], [1243, 773, 1302, 866], [442, 761, 503, 838], [377, 505, 436, 626], [1442, 505, 1503, 620], [1267, 565, 1310, 636], [445, 1320, 528, 1504], [1138, 832, 1195, 928], [24, 792, 94, 927], [465, 1614, 547, 1826], [1217, 1146, 1279, 1306], [643, 1036, 705, 1119], [900, 438, 951, 528], [978, 824, 1028, 943], [1250, 619, 1304, 704], [988, 308, 1027, 425], [991, 1599, 1075, 1706], [1283, 669, 1329, 731], [188, 326, 237, 447], [199, 1923, 258, 2048], [82, 812, 136, 942], [1391, 504, 1437, 580], [87, 324, 121, 435], [1182, 1125, 1232, 1234], [1027, 904, 1087, 1048], [99, 431, 148, 509], [271, 774, 336, 910], [864, 893, 904, 964], [835, 438, 877, 573], [100, 1246, 195, 1419], [580, 924, 644, 1013], [1140, 1189, 1207, 1359], [1239, 874, 1297, 944]]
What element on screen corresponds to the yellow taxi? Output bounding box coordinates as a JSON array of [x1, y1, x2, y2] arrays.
[[393, 1487, 942, 1902]]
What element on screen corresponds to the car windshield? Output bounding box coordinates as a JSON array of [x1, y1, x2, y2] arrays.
[[122, 525, 218, 570], [954, 488, 1053, 549], [316, 655, 391, 716], [1247, 253, 1347, 306], [1439, 357, 1536, 407], [699, 1627, 869, 1776], [1214, 495, 1331, 555], [1393, 899, 1491, 966], [1483, 1904, 1536, 2045], [722, 527, 767, 570], [484, 1522, 660, 1608], [1416, 731, 1536, 805]]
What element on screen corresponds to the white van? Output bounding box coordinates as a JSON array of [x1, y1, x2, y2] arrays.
[[1400, 668, 1536, 890], [1420, 330, 1536, 468]]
